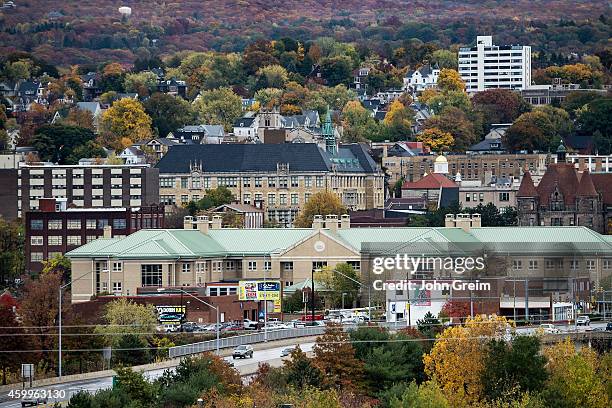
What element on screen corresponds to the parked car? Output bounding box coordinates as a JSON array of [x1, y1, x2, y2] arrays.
[[576, 315, 590, 326], [607, 322, 612, 331], [243, 319, 258, 330], [232, 345, 254, 359], [281, 346, 298, 357], [539, 324, 560, 334], [21, 396, 48, 407]]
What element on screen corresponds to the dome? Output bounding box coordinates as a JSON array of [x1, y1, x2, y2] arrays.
[[434, 155, 448, 163]]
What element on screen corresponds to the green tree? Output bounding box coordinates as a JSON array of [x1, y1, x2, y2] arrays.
[[341, 100, 381, 142], [41, 253, 71, 281], [320, 55, 353, 86], [94, 298, 157, 347], [577, 98, 611, 139], [255, 65, 289, 89], [561, 91, 605, 118], [0, 218, 24, 285], [143, 93, 195, 137], [427, 90, 471, 114], [68, 140, 106, 164], [112, 334, 152, 367], [284, 346, 323, 389], [482, 336, 547, 402], [319, 263, 360, 308], [389, 381, 450, 408], [31, 125, 96, 164], [431, 49, 457, 69], [193, 87, 242, 132], [123, 71, 159, 96], [198, 186, 235, 210], [294, 191, 347, 228]]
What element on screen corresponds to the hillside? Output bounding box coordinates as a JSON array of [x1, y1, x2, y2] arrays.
[[0, 0, 609, 66]]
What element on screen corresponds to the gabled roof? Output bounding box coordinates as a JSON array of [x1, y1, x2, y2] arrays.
[[76, 102, 101, 115], [590, 173, 612, 205], [536, 163, 580, 206], [213, 203, 264, 213], [233, 117, 256, 128], [402, 173, 457, 189]]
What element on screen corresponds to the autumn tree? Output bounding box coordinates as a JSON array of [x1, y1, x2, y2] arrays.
[[99, 98, 152, 149], [94, 298, 157, 348], [0, 218, 24, 285], [341, 100, 381, 142], [389, 381, 450, 408], [294, 191, 347, 228], [313, 323, 365, 390], [472, 88, 528, 131], [123, 71, 159, 96], [0, 305, 22, 384], [284, 346, 323, 389], [437, 69, 465, 92], [431, 49, 457, 70], [316, 263, 360, 308], [424, 106, 478, 151], [143, 93, 195, 137], [416, 127, 454, 152], [504, 109, 559, 152], [383, 100, 413, 141], [193, 87, 242, 132], [542, 339, 609, 408], [423, 315, 512, 407], [320, 55, 354, 86], [41, 253, 71, 282], [427, 90, 471, 114], [255, 87, 283, 109], [255, 65, 289, 89]]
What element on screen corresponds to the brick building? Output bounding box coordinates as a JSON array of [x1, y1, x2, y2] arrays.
[[26, 198, 164, 273]]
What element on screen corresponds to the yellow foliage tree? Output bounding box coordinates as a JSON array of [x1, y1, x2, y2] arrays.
[[294, 191, 347, 228], [416, 127, 454, 152], [437, 68, 465, 92], [99, 98, 152, 150], [419, 88, 439, 104], [423, 315, 511, 407], [543, 339, 609, 408], [383, 100, 413, 127]]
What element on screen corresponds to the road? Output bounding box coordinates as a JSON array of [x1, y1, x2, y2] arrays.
[[0, 343, 314, 408]]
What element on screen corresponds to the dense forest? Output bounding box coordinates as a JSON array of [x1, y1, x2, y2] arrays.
[[0, 0, 609, 66]]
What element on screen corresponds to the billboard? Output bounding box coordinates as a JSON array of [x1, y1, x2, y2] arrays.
[[238, 280, 281, 301], [156, 305, 186, 323], [239, 280, 282, 312]]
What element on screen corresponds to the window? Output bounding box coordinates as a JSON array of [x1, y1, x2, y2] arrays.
[[312, 261, 327, 271], [604, 259, 612, 270], [160, 177, 174, 188], [243, 193, 251, 204], [113, 219, 126, 229], [528, 260, 538, 270], [570, 260, 579, 270], [86, 235, 98, 243], [67, 219, 81, 229], [112, 282, 122, 294], [254, 177, 262, 187], [465, 193, 471, 202], [268, 177, 276, 188], [48, 236, 63, 245], [182, 263, 191, 273], [192, 177, 201, 189], [291, 176, 299, 187], [347, 261, 361, 272], [512, 260, 522, 270], [97, 219, 108, 229], [315, 176, 324, 188], [219, 288, 227, 296], [218, 177, 237, 187], [30, 236, 43, 246], [282, 262, 293, 271], [210, 288, 218, 296], [212, 261, 222, 272], [141, 264, 163, 287], [67, 235, 81, 246], [203, 177, 211, 189], [243, 177, 251, 187], [268, 193, 276, 206], [279, 177, 288, 188], [30, 252, 44, 262], [181, 178, 188, 188], [499, 192, 510, 202], [586, 260, 596, 270], [48, 220, 62, 229], [112, 262, 122, 272], [264, 261, 271, 271], [305, 192, 311, 203], [545, 259, 555, 269], [48, 251, 63, 259], [196, 262, 207, 273], [279, 193, 287, 206], [225, 261, 235, 269], [291, 193, 298, 206], [304, 176, 312, 188], [30, 219, 44, 230], [181, 195, 189, 204], [248, 261, 257, 271]]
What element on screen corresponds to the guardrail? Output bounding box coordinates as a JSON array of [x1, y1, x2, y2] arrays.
[[169, 326, 327, 358]]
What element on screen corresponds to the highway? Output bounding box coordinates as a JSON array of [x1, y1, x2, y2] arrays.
[[0, 343, 314, 408]]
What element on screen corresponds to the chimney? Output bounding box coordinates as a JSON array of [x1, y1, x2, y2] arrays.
[[103, 225, 112, 239], [340, 214, 351, 229], [455, 213, 472, 232], [471, 213, 481, 228], [183, 216, 194, 230], [325, 214, 338, 232], [312, 214, 324, 229], [211, 215, 223, 229], [444, 214, 456, 228], [196, 215, 209, 234]]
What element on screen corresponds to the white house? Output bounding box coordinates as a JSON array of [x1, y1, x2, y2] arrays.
[[403, 64, 440, 92], [232, 112, 259, 139], [119, 146, 146, 164]]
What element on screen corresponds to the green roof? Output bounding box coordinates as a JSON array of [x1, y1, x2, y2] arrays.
[[66, 226, 612, 260]]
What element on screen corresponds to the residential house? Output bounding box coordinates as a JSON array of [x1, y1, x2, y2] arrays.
[[233, 113, 259, 140], [466, 124, 511, 154], [157, 78, 187, 99], [168, 125, 225, 144], [403, 64, 440, 92], [401, 155, 459, 209], [119, 146, 146, 164]]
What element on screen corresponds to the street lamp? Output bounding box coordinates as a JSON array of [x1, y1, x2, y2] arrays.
[[332, 267, 372, 322], [157, 288, 220, 354], [59, 269, 95, 379]]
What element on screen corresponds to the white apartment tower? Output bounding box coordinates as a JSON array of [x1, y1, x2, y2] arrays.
[[458, 36, 531, 93]]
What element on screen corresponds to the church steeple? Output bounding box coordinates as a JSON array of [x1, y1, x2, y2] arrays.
[[322, 108, 336, 155]]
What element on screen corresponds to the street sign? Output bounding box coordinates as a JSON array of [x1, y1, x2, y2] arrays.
[[21, 364, 33, 379]]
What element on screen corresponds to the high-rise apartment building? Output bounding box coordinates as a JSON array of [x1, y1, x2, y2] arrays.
[[458, 35, 531, 93]]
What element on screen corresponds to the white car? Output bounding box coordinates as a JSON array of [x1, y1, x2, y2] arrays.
[[539, 324, 560, 334], [232, 344, 254, 359], [576, 315, 590, 326]]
